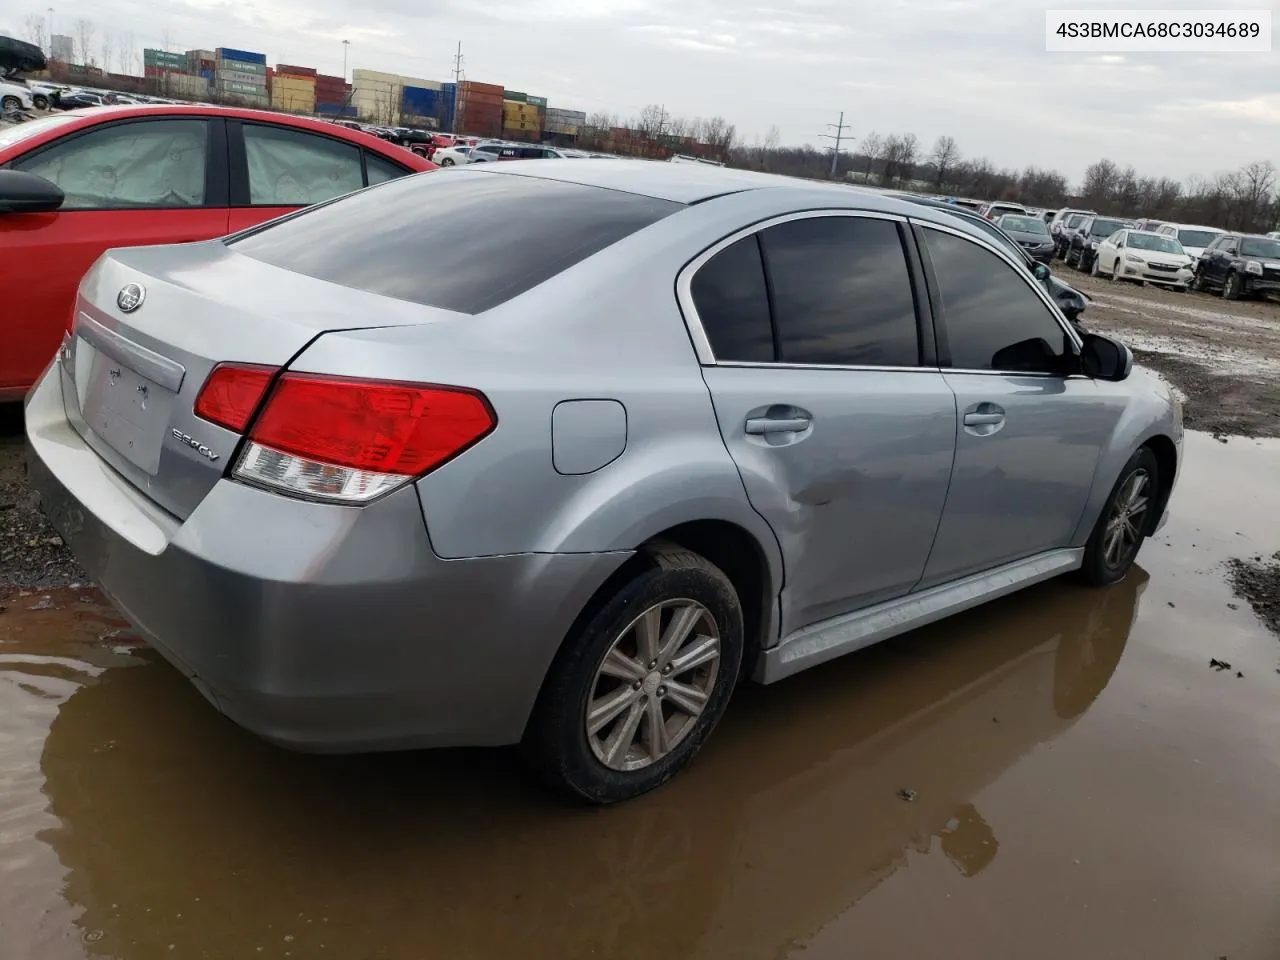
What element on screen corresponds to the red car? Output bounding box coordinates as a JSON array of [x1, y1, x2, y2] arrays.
[[0, 104, 436, 401]]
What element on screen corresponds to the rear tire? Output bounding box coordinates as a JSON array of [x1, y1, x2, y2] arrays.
[[1079, 447, 1159, 587], [32, 94, 49, 110], [522, 543, 744, 804], [1091, 255, 1101, 277]]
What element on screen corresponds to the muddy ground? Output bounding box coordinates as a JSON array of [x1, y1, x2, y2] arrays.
[[1, 277, 1279, 959]]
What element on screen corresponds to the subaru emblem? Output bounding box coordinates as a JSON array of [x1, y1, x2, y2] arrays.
[[117, 283, 145, 313]]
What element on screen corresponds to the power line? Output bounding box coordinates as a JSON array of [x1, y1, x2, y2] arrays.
[[819, 110, 852, 178]]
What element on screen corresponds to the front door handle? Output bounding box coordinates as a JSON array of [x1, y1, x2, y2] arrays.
[[962, 413, 1005, 426], [745, 417, 811, 435]]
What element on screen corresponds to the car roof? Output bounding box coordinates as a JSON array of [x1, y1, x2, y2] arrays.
[[1161, 222, 1224, 232], [1, 103, 435, 170], [472, 158, 873, 204]]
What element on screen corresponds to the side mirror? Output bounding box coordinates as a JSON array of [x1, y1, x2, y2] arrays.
[[0, 170, 64, 214], [1080, 333, 1132, 381], [1032, 262, 1050, 282]]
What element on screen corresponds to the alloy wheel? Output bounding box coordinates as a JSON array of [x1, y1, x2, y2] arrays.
[[585, 599, 721, 772], [1103, 469, 1149, 569]]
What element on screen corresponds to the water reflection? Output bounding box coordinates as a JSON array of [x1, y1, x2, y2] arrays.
[[31, 571, 1145, 959]]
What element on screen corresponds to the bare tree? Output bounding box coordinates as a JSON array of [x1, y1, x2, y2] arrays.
[[858, 131, 883, 180], [929, 135, 961, 191], [23, 14, 48, 52], [119, 31, 139, 75], [637, 104, 667, 138], [897, 133, 919, 184], [1080, 158, 1120, 206], [101, 30, 115, 74], [73, 19, 96, 67]]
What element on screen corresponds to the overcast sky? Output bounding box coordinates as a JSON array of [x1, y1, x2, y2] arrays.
[[5, 0, 1277, 184]]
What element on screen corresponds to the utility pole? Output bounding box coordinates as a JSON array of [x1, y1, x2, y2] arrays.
[[820, 111, 852, 178], [342, 39, 350, 82], [451, 41, 464, 134]]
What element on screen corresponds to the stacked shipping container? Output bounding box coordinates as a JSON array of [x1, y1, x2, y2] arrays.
[[216, 47, 267, 107], [401, 85, 440, 128], [545, 107, 586, 136], [502, 97, 542, 137], [457, 80, 504, 137], [270, 70, 316, 114], [314, 73, 350, 111]]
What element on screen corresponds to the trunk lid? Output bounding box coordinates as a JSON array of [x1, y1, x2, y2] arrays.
[[63, 240, 456, 519]]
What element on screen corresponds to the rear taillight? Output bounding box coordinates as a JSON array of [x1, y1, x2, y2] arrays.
[[195, 363, 279, 432], [233, 373, 496, 504]]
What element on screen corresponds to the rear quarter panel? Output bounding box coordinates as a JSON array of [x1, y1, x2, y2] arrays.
[[1069, 369, 1182, 545]]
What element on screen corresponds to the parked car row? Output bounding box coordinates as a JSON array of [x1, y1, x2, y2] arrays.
[[1045, 205, 1279, 300]]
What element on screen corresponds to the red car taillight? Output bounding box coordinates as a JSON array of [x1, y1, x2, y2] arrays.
[[232, 373, 496, 504], [194, 363, 279, 432]]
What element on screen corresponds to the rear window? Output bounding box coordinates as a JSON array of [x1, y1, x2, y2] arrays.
[[227, 171, 680, 313]]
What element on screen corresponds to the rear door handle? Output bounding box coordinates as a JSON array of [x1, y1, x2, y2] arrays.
[[745, 417, 811, 435], [962, 413, 1005, 426]]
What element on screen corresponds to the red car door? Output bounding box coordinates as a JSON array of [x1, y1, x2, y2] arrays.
[[0, 116, 229, 400], [225, 120, 405, 232]]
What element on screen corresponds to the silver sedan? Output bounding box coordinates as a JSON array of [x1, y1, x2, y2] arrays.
[[24, 160, 1183, 803]]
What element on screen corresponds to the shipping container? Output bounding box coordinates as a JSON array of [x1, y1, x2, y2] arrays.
[[315, 102, 358, 117], [276, 63, 317, 78], [503, 91, 526, 102], [402, 85, 439, 117], [217, 68, 267, 86], [217, 58, 266, 76], [219, 79, 268, 96], [544, 121, 580, 136], [217, 47, 266, 65], [526, 95, 548, 108]]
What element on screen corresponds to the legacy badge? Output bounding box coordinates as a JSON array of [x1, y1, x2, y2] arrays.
[[172, 428, 219, 461]]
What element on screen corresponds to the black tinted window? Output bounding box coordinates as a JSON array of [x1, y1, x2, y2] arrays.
[[759, 217, 919, 366], [923, 228, 1070, 373], [690, 236, 774, 363], [229, 171, 679, 313]]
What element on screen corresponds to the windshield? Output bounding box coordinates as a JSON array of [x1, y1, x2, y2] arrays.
[[0, 113, 78, 151], [1177, 229, 1219, 248], [1128, 233, 1183, 254], [999, 216, 1048, 235], [1241, 237, 1280, 258], [1090, 219, 1127, 237]]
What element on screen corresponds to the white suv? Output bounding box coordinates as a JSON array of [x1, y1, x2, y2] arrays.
[[1155, 223, 1225, 261]]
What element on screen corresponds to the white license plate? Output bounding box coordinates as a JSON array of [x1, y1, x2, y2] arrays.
[[76, 338, 174, 475]]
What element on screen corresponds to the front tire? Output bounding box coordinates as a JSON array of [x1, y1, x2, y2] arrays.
[[0, 96, 21, 112], [1079, 447, 1159, 586], [1091, 255, 1101, 277], [1189, 270, 1205, 293], [1110, 259, 1121, 282], [440, 157, 455, 166], [523, 543, 744, 804], [1223, 271, 1241, 300]]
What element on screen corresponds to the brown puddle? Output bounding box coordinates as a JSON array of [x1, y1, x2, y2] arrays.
[[2, 430, 1279, 960]]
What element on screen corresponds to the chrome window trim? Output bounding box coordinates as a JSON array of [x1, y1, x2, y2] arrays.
[[911, 218, 1085, 353], [674, 208, 910, 367]]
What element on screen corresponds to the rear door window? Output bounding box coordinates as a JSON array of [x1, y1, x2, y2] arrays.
[[689, 236, 774, 363], [242, 123, 364, 205], [759, 216, 920, 366], [229, 170, 680, 313]]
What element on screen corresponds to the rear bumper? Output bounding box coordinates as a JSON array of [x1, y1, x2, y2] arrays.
[[25, 365, 629, 752]]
